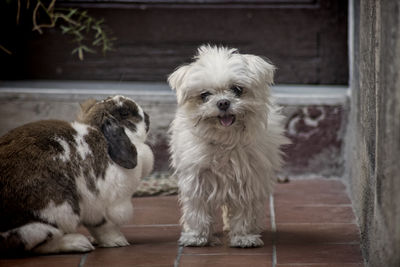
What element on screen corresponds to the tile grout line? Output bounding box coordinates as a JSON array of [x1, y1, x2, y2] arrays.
[[182, 253, 273, 256], [174, 245, 184, 267], [274, 222, 358, 225], [269, 194, 277, 267], [78, 253, 89, 267]]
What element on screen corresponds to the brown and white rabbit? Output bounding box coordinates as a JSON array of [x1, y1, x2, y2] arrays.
[[0, 95, 154, 255]]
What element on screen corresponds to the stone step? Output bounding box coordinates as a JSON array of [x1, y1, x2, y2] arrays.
[[0, 81, 348, 177]]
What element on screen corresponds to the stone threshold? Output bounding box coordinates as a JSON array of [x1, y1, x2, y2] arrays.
[[0, 80, 349, 105], [0, 80, 349, 177]]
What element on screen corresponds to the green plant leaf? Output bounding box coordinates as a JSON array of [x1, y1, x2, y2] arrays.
[[81, 45, 95, 53], [66, 8, 78, 18], [4, 4, 117, 61], [60, 25, 71, 34]]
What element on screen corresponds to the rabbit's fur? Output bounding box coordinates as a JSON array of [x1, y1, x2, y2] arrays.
[[0, 95, 154, 255]]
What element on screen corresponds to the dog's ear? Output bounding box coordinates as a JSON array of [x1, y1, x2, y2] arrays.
[[168, 65, 190, 105], [101, 115, 137, 169], [243, 55, 276, 85]]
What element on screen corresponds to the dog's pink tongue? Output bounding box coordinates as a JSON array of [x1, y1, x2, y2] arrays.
[[219, 115, 235, 127]]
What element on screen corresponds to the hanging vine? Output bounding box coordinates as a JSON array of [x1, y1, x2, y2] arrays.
[[2, 0, 116, 60]]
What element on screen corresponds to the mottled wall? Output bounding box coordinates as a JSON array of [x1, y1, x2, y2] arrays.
[[0, 86, 347, 177], [346, 0, 400, 265]]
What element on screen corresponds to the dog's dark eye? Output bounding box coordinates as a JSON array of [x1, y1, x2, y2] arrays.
[[231, 85, 243, 97], [200, 92, 212, 102]]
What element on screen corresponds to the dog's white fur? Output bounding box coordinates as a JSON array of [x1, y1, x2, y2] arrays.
[[168, 45, 289, 247]]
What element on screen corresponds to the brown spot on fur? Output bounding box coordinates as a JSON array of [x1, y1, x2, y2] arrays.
[[144, 112, 150, 133], [0, 231, 26, 256], [0, 120, 81, 232], [0, 119, 112, 232], [77, 97, 142, 133], [84, 128, 109, 179]]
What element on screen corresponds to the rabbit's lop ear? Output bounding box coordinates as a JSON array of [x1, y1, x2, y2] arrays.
[[101, 116, 137, 169]]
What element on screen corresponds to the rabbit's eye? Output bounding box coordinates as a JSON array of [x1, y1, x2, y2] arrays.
[[119, 108, 130, 118]]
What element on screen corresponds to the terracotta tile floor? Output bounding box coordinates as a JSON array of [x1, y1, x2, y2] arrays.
[[0, 178, 364, 267]]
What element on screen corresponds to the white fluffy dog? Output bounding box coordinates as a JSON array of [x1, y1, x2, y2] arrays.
[[168, 45, 290, 248]]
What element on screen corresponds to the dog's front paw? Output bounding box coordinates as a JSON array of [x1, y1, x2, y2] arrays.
[[179, 232, 209, 247], [230, 234, 264, 248], [89, 225, 130, 248]]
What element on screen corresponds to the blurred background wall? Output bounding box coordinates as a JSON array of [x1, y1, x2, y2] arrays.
[[346, 1, 400, 266], [0, 0, 349, 177]]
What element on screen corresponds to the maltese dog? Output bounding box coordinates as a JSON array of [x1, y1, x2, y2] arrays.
[[168, 45, 289, 248]]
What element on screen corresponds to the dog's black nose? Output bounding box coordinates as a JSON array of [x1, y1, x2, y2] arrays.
[[217, 99, 230, 111]]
